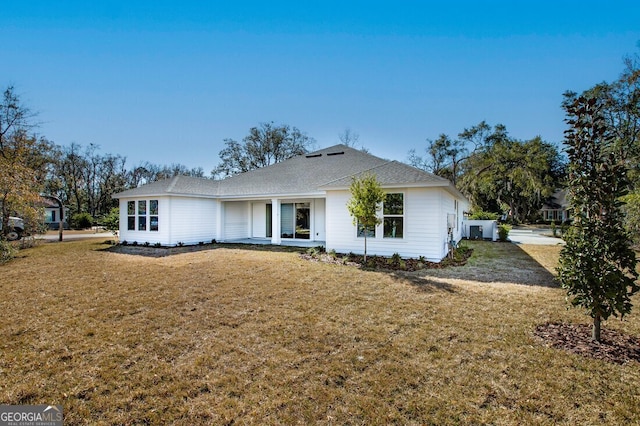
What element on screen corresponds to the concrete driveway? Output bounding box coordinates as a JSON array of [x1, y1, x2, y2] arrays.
[[508, 228, 565, 245]]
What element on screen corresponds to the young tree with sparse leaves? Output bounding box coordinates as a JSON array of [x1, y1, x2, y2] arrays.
[[346, 174, 385, 262], [557, 95, 639, 342]]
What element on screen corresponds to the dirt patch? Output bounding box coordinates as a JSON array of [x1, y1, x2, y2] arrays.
[[534, 322, 640, 365]]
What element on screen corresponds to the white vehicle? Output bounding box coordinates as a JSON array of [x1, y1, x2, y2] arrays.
[[1, 216, 25, 241]]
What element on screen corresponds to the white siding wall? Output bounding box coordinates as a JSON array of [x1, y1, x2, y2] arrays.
[[119, 197, 217, 246], [313, 198, 326, 241], [167, 197, 218, 245], [223, 201, 250, 240], [325, 188, 450, 261]]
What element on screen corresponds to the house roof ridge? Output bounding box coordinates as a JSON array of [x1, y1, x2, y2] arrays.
[[318, 160, 394, 187], [165, 175, 181, 193]]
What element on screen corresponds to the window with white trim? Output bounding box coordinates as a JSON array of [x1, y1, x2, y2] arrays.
[[383, 193, 404, 238], [127, 199, 159, 231], [357, 220, 375, 238]]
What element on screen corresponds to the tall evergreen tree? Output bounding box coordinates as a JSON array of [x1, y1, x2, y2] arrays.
[[557, 95, 639, 342]]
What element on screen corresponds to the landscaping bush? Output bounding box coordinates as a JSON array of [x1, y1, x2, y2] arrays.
[[468, 209, 500, 220], [0, 239, 16, 264], [71, 212, 94, 229], [498, 224, 512, 242], [100, 207, 119, 235]]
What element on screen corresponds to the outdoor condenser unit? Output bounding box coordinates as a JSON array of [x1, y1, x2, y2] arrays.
[[470, 225, 483, 239]]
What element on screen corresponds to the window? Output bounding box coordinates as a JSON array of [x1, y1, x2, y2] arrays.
[[127, 201, 135, 230], [138, 201, 147, 231], [150, 200, 159, 231], [126, 199, 158, 231], [357, 221, 375, 238], [281, 202, 311, 239], [383, 193, 403, 238]]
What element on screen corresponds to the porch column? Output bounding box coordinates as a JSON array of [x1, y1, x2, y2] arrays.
[[271, 198, 281, 245]]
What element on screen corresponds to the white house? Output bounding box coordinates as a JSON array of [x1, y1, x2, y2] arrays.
[[113, 145, 469, 262]]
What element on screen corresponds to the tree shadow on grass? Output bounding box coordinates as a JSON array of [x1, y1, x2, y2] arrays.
[[388, 273, 457, 293], [98, 240, 558, 289], [407, 240, 559, 288]]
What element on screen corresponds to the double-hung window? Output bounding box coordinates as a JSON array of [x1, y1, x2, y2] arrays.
[[383, 193, 404, 238]]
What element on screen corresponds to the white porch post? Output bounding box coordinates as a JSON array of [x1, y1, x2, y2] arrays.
[[271, 198, 281, 245], [216, 200, 223, 241]]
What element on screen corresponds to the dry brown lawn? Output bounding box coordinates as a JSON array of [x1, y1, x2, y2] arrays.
[[1, 239, 639, 425]]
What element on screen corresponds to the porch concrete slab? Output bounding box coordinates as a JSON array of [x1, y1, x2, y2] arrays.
[[223, 238, 325, 248]]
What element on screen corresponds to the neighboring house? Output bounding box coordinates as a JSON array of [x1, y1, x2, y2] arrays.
[[541, 189, 570, 222], [40, 197, 70, 230], [113, 145, 469, 262]]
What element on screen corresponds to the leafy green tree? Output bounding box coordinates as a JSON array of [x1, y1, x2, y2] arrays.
[[409, 121, 564, 222], [213, 122, 315, 178], [0, 86, 52, 239], [564, 51, 640, 241], [101, 207, 120, 235], [622, 190, 640, 246], [457, 126, 563, 222], [557, 95, 639, 342], [346, 174, 385, 262]]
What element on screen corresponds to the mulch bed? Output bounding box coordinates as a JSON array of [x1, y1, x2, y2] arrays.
[[534, 322, 640, 365], [300, 248, 473, 272]]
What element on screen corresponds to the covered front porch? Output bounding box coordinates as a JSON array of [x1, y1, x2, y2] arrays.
[[219, 198, 326, 245]]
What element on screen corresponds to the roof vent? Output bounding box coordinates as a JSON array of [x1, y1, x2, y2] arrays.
[[327, 151, 344, 156], [305, 153, 322, 158]]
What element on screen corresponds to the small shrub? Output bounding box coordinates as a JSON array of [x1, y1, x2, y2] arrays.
[[306, 246, 323, 257], [198, 241, 204, 246], [121, 240, 128, 246], [101, 207, 120, 235], [177, 242, 184, 247], [132, 241, 138, 246], [154, 242, 162, 247], [497, 224, 512, 242], [468, 210, 500, 220], [211, 239, 217, 244], [71, 212, 94, 229], [390, 252, 402, 264], [0, 239, 17, 264], [143, 242, 150, 247], [551, 221, 557, 237], [328, 249, 337, 258]]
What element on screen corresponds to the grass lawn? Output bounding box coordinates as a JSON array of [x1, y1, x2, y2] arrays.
[[1, 239, 639, 425]]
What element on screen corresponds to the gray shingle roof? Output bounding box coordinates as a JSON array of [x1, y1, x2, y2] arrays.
[[215, 144, 387, 196], [319, 160, 450, 189], [113, 144, 465, 199], [113, 175, 220, 198]]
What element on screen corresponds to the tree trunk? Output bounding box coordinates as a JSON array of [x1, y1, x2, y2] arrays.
[[592, 314, 601, 342], [364, 234, 367, 262]]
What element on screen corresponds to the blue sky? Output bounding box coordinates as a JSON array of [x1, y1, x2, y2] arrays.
[[2, 1, 639, 174]]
